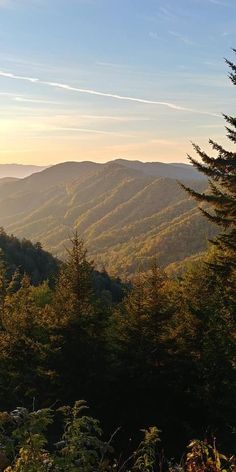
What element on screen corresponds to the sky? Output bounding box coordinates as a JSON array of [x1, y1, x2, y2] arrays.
[[0, 0, 235, 165]]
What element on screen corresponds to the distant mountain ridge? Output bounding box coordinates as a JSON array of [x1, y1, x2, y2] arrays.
[[0, 164, 47, 179], [0, 159, 215, 276], [0, 159, 204, 181], [113, 159, 205, 180]]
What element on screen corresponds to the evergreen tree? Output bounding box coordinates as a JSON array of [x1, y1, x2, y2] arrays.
[[179, 49, 236, 444], [52, 233, 108, 406], [0, 250, 7, 323], [109, 266, 172, 433], [182, 51, 236, 276], [169, 256, 236, 445], [113, 264, 169, 370], [0, 274, 56, 408], [53, 233, 93, 325]]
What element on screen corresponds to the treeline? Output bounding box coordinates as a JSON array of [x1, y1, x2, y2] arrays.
[[0, 227, 125, 303], [0, 233, 235, 458]]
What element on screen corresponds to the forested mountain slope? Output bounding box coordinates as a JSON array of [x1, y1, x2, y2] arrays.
[[0, 159, 216, 276], [0, 228, 126, 302], [113, 158, 205, 180], [0, 228, 59, 284]]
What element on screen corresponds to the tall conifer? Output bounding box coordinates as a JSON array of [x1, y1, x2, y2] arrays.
[[182, 51, 236, 275]]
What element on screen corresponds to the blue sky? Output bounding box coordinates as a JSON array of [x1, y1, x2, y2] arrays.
[[0, 0, 235, 164]]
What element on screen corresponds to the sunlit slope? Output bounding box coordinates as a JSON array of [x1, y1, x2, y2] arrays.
[[0, 159, 216, 275]]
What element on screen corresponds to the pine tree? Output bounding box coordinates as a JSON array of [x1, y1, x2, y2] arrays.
[[0, 250, 7, 324], [0, 273, 56, 408], [53, 233, 94, 325], [179, 49, 236, 440], [182, 51, 236, 276], [52, 233, 107, 405], [111, 265, 170, 393]]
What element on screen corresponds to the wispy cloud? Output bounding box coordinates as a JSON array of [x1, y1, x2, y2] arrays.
[[204, 60, 222, 67], [96, 61, 128, 69], [196, 123, 224, 129], [0, 114, 139, 138], [221, 31, 232, 37], [54, 127, 136, 138], [0, 69, 220, 117], [207, 0, 231, 6], [159, 6, 178, 22], [71, 114, 151, 122], [0, 91, 19, 97], [169, 31, 196, 46], [0, 91, 61, 105], [149, 32, 159, 39], [13, 96, 60, 105]]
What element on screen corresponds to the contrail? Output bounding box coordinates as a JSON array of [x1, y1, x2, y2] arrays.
[[0, 70, 220, 117], [0, 71, 39, 82]]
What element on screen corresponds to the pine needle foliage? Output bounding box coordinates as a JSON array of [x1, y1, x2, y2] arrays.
[[181, 51, 236, 276]]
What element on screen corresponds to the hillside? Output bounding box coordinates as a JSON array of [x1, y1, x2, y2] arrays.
[[0, 177, 19, 187], [0, 159, 217, 276], [0, 228, 59, 285]]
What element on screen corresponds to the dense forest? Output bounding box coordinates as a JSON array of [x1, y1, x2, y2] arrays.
[[0, 228, 59, 285], [0, 56, 235, 471], [0, 228, 235, 470], [0, 228, 125, 303]]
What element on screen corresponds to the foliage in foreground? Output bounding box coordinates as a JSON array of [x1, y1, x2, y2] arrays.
[[0, 401, 234, 472]]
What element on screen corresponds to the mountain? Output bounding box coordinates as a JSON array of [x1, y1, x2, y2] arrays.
[[0, 164, 47, 179], [0, 159, 217, 276], [113, 159, 205, 180]]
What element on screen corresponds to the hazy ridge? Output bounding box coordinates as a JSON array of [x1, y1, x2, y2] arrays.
[[0, 164, 48, 179]]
